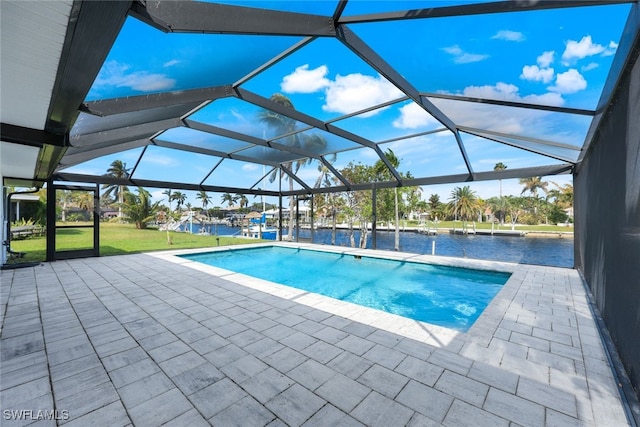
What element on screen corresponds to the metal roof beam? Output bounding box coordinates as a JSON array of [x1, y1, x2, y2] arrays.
[[57, 138, 150, 169], [319, 157, 351, 190], [339, 0, 632, 24], [70, 117, 182, 148], [461, 129, 578, 164], [335, 25, 473, 176], [281, 164, 573, 196], [130, 0, 335, 36], [53, 171, 281, 196], [47, 1, 131, 134], [336, 25, 456, 132], [81, 86, 232, 116], [423, 92, 595, 117], [458, 126, 582, 151], [184, 119, 314, 162], [280, 164, 312, 192], [153, 139, 279, 167]]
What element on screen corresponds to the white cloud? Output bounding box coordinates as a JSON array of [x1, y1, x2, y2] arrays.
[[581, 62, 599, 72], [520, 51, 555, 84], [281, 64, 330, 93], [522, 92, 565, 106], [279, 65, 403, 116], [491, 30, 525, 42], [94, 60, 176, 92], [433, 82, 569, 138], [520, 65, 555, 83], [442, 45, 489, 64], [392, 103, 439, 129], [242, 164, 259, 171], [143, 153, 178, 166], [163, 59, 180, 67], [462, 82, 520, 101], [562, 35, 606, 63], [604, 40, 618, 57], [537, 51, 555, 68], [323, 73, 403, 116], [548, 69, 587, 94]]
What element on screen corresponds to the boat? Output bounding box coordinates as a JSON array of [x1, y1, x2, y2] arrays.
[[241, 213, 278, 240]]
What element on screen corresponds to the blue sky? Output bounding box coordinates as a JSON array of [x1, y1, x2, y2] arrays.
[[68, 1, 631, 208]]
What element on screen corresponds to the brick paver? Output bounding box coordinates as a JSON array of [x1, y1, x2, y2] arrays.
[[0, 243, 630, 426]]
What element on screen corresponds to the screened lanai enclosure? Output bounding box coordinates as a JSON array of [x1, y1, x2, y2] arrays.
[[1, 0, 639, 412]]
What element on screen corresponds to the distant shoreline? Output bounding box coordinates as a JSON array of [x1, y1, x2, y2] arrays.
[[309, 224, 573, 238]]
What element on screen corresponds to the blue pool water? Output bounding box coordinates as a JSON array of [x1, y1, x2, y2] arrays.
[[181, 246, 511, 332]]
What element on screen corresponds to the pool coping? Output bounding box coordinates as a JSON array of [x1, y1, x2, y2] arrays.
[[149, 242, 523, 348]]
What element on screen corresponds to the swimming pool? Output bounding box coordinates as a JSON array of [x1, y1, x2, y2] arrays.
[[181, 246, 511, 332]]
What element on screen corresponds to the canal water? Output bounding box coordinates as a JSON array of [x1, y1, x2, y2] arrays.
[[186, 223, 573, 268]]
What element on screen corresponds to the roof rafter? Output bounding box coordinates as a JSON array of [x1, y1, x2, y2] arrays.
[[129, 0, 335, 36], [423, 92, 595, 117], [339, 0, 632, 24], [334, 25, 473, 177], [81, 86, 232, 116]]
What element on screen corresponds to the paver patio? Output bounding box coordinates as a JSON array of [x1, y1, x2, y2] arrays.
[[0, 243, 629, 426]]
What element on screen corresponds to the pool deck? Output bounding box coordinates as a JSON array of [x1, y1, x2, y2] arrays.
[[0, 242, 629, 426]]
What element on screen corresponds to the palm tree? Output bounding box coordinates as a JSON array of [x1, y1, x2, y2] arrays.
[[374, 149, 401, 250], [494, 162, 508, 198], [314, 155, 340, 245], [221, 192, 236, 208], [121, 187, 160, 229], [57, 190, 74, 222], [447, 186, 479, 231], [172, 191, 187, 213], [259, 93, 327, 241], [196, 190, 211, 229], [102, 160, 131, 219], [519, 176, 548, 215], [235, 194, 249, 210], [162, 189, 173, 212]]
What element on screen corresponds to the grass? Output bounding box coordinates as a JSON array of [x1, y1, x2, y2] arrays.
[[8, 220, 573, 265], [9, 223, 264, 263]]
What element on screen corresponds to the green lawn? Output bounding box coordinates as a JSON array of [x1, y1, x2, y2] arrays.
[[9, 223, 263, 263]]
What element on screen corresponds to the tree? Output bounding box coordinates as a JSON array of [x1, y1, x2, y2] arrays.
[[340, 162, 374, 248], [172, 191, 187, 213], [221, 192, 236, 208], [196, 190, 211, 229], [259, 93, 327, 241], [314, 159, 340, 245], [121, 187, 160, 229], [494, 162, 508, 198], [374, 149, 402, 251], [102, 160, 131, 219], [57, 190, 73, 222], [235, 194, 249, 210], [447, 186, 478, 230], [162, 189, 173, 212], [504, 196, 526, 230], [519, 176, 549, 217]]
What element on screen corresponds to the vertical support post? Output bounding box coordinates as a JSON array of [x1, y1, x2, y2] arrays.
[[310, 195, 314, 243], [46, 181, 56, 262], [295, 196, 300, 242], [278, 194, 283, 242], [93, 184, 100, 257], [278, 168, 283, 241], [372, 186, 377, 250]]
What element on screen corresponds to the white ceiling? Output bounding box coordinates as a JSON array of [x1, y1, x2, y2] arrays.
[[0, 0, 72, 130], [0, 142, 40, 180]]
